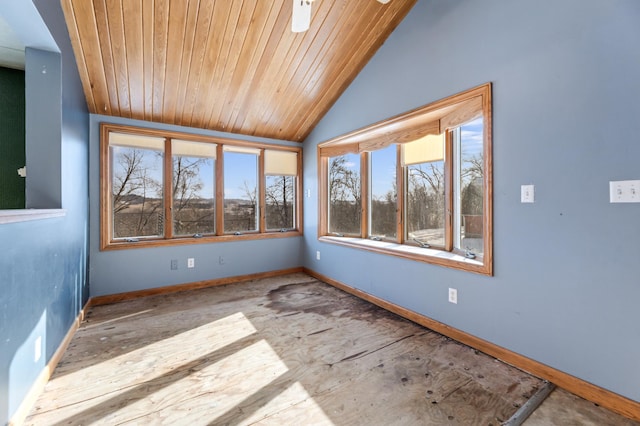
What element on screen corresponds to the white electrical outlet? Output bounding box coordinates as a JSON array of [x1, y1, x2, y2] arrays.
[[448, 288, 458, 304], [306, 189, 311, 198], [187, 258, 195, 268], [34, 336, 42, 362], [316, 250, 321, 260]]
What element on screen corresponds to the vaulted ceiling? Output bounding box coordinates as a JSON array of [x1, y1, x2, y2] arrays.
[[61, 0, 417, 142]]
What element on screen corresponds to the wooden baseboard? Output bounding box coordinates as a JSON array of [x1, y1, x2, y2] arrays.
[[8, 301, 90, 426], [303, 268, 640, 422], [89, 267, 305, 306]]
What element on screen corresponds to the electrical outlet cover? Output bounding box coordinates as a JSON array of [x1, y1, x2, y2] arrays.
[[448, 288, 458, 304]]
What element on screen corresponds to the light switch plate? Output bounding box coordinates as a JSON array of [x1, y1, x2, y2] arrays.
[[521, 185, 535, 203], [610, 180, 640, 203]]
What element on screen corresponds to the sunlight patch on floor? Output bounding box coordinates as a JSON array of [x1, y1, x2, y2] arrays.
[[38, 312, 260, 424], [241, 381, 334, 426]]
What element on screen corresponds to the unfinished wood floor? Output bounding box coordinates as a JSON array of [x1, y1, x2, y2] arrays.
[[26, 273, 637, 425]]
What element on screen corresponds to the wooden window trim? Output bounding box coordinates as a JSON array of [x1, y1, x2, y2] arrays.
[[360, 152, 369, 238], [163, 137, 172, 239], [395, 144, 404, 242], [215, 143, 225, 236], [100, 123, 302, 251], [444, 130, 454, 252], [259, 149, 266, 233], [318, 83, 492, 276]]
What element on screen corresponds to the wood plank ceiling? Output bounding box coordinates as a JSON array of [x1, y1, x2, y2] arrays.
[[61, 0, 417, 142]]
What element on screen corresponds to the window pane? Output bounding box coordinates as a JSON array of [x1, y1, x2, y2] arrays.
[[265, 175, 295, 230], [111, 146, 164, 239], [172, 155, 215, 236], [457, 118, 484, 255], [406, 161, 445, 247], [369, 146, 397, 239], [328, 154, 361, 235], [224, 151, 258, 232]]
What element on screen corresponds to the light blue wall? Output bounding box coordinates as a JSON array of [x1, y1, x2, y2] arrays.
[[303, 0, 640, 402], [25, 48, 62, 208], [0, 1, 89, 423], [89, 115, 304, 297]]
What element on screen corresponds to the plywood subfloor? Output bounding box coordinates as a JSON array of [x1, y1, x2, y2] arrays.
[[25, 273, 636, 425], [525, 388, 639, 426]]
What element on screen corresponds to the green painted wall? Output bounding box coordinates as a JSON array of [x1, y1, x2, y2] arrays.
[[0, 66, 25, 209]]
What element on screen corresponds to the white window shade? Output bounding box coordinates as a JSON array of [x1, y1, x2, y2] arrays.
[[223, 145, 261, 155], [109, 132, 165, 151], [401, 133, 444, 166], [172, 140, 217, 159], [265, 150, 298, 176]]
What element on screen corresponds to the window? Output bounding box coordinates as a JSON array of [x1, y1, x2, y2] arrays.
[[328, 153, 361, 236], [172, 140, 216, 236], [403, 133, 446, 248], [110, 133, 165, 239], [369, 145, 397, 240], [101, 124, 302, 250], [454, 120, 485, 257], [264, 150, 298, 231], [223, 146, 259, 233], [318, 83, 492, 275]]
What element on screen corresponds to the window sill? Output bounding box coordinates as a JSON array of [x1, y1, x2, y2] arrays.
[[0, 209, 66, 225], [319, 236, 491, 275], [102, 229, 302, 251]]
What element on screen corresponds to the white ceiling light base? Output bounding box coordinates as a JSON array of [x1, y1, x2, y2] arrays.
[[292, 0, 312, 33], [292, 0, 390, 33]]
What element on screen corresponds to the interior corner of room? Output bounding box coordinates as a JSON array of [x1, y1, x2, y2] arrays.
[[1, 0, 640, 425]]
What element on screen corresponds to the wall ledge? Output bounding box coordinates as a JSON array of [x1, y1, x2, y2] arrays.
[[0, 209, 66, 224]]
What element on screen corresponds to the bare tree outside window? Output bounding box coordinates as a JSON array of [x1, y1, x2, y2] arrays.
[[224, 151, 258, 232], [369, 146, 397, 239], [172, 156, 215, 236], [457, 118, 484, 254], [112, 147, 163, 238], [328, 154, 361, 235], [265, 175, 295, 230], [406, 161, 445, 246]]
